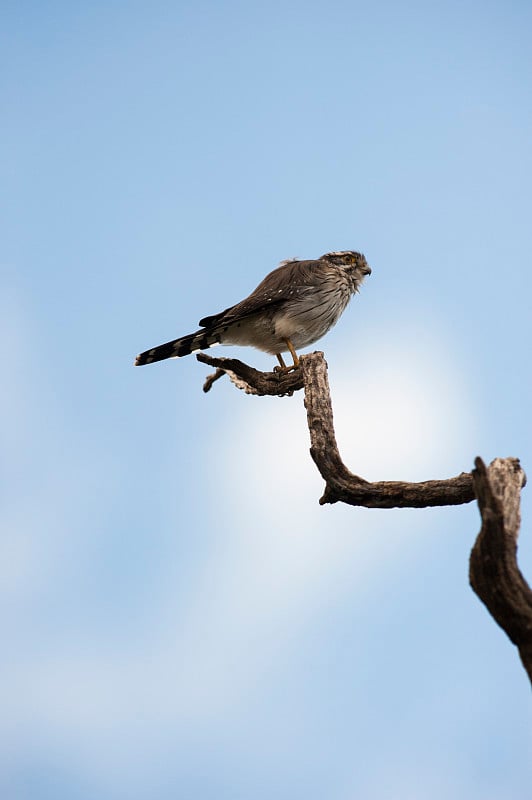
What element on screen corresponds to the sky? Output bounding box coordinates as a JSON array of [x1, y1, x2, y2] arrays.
[[2, 1, 532, 798]]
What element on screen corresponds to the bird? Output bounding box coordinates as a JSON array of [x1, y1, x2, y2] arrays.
[[134, 250, 371, 371]]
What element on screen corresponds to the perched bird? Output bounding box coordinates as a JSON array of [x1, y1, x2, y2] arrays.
[[135, 250, 371, 371]]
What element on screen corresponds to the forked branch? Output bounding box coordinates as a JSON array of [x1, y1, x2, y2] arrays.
[[198, 349, 530, 684], [197, 352, 303, 396], [199, 350, 475, 508]]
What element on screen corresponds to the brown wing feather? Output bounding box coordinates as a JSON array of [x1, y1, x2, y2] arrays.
[[198, 259, 320, 328]]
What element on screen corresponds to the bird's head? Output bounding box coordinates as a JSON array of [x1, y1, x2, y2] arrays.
[[320, 251, 371, 291]]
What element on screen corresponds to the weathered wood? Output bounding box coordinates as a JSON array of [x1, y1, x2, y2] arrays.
[[470, 457, 532, 684], [300, 352, 475, 508], [198, 350, 476, 508], [197, 353, 303, 396], [197, 348, 530, 682]]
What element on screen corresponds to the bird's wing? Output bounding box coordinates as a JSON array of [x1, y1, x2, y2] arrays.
[[198, 259, 319, 328]]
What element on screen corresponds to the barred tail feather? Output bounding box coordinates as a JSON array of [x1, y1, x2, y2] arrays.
[[134, 328, 221, 366]]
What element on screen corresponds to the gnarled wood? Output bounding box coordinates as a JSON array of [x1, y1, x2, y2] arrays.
[[197, 348, 529, 682], [197, 353, 303, 396], [300, 352, 475, 508], [198, 350, 475, 508], [470, 457, 532, 684]]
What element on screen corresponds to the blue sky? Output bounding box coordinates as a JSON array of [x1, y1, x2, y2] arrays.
[[2, 1, 532, 798]]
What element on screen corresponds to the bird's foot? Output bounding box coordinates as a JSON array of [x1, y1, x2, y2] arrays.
[[273, 363, 299, 374], [275, 342, 300, 374]]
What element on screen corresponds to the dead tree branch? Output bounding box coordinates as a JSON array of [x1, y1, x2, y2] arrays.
[[299, 351, 475, 509], [199, 350, 475, 508], [470, 457, 532, 683], [197, 349, 530, 683], [197, 353, 303, 396]]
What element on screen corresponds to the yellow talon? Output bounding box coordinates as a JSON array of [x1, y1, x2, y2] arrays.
[[273, 339, 300, 373]]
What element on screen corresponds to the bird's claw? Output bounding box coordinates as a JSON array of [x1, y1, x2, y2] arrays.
[[273, 363, 299, 375]]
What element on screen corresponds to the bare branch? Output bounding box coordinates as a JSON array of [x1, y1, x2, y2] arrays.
[[197, 349, 475, 508], [300, 351, 475, 508], [196, 353, 303, 396], [470, 457, 532, 684], [197, 347, 530, 681]]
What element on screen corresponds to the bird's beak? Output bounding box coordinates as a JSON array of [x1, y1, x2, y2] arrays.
[[364, 266, 372, 276]]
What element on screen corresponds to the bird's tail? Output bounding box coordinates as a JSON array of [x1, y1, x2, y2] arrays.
[[134, 328, 221, 366]]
